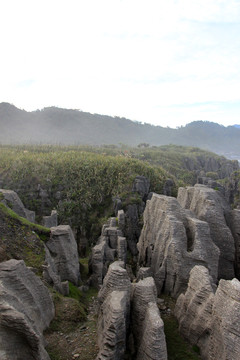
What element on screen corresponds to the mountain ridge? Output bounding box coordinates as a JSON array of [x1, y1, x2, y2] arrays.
[[0, 102, 240, 158]]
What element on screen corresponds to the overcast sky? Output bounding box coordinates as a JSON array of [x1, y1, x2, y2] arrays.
[[0, 0, 240, 128]]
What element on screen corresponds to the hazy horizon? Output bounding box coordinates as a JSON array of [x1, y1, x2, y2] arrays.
[[1, 0, 240, 128]]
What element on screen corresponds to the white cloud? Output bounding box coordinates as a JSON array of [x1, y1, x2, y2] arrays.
[[0, 0, 240, 127]]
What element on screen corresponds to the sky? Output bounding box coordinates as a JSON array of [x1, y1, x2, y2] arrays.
[[0, 0, 240, 128]]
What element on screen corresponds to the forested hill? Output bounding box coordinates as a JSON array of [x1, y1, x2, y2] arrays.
[[0, 102, 239, 158]]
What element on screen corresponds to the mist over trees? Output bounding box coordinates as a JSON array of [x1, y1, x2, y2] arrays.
[[0, 102, 240, 158]]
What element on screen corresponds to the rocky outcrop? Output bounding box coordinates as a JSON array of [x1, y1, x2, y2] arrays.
[[0, 188, 35, 222], [175, 265, 240, 360], [137, 193, 219, 297], [136, 302, 168, 360], [0, 259, 54, 360], [43, 209, 58, 228], [96, 262, 131, 360], [97, 261, 131, 306], [89, 218, 128, 288], [96, 262, 167, 360], [177, 184, 236, 279], [45, 225, 80, 286], [96, 290, 130, 360], [131, 277, 157, 347], [227, 209, 240, 278], [132, 175, 150, 201]]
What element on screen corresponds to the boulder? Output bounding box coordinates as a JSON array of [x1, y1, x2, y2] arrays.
[[0, 189, 35, 222], [137, 194, 219, 297], [177, 184, 236, 279], [46, 225, 80, 285], [96, 290, 130, 360], [175, 265, 240, 360], [0, 259, 54, 360]]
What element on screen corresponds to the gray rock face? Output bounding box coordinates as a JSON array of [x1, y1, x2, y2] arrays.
[[117, 236, 127, 265], [175, 265, 240, 360], [89, 217, 128, 288], [136, 302, 167, 360], [136, 267, 153, 281], [46, 225, 80, 285], [98, 261, 131, 306], [131, 277, 157, 347], [0, 259, 54, 360], [175, 266, 215, 345], [88, 238, 106, 288], [0, 188, 35, 222], [132, 175, 150, 200], [96, 290, 130, 360], [43, 210, 58, 228], [177, 184, 236, 279], [227, 209, 240, 278], [137, 193, 219, 297], [43, 245, 69, 296], [206, 278, 240, 360]]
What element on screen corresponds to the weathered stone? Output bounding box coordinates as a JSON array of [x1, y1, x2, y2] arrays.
[[0, 259, 54, 360], [0, 188, 35, 222], [131, 277, 157, 348], [227, 209, 240, 278], [137, 194, 219, 297], [46, 225, 80, 285], [177, 184, 236, 279], [117, 209, 125, 231], [96, 290, 130, 360], [175, 265, 240, 360], [132, 175, 150, 200], [205, 278, 240, 360], [136, 267, 153, 281], [98, 261, 131, 306], [88, 238, 106, 288], [175, 266, 215, 345], [42, 209, 58, 228], [136, 302, 167, 360], [118, 236, 127, 264], [43, 245, 69, 295]]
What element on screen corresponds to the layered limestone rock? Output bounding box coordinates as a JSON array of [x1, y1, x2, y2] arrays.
[[175, 265, 240, 360], [136, 302, 167, 360], [131, 277, 157, 347], [46, 225, 80, 286], [227, 209, 240, 278], [0, 188, 35, 222], [206, 278, 240, 360], [177, 184, 235, 279], [96, 290, 130, 360], [137, 193, 219, 297], [175, 266, 215, 345], [96, 262, 167, 360], [89, 217, 128, 288], [43, 209, 58, 228], [98, 261, 131, 306], [0, 259, 54, 360]]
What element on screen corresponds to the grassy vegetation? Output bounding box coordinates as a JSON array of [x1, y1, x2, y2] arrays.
[[0, 202, 48, 273], [160, 296, 201, 360], [0, 144, 172, 241], [0, 143, 237, 243]]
